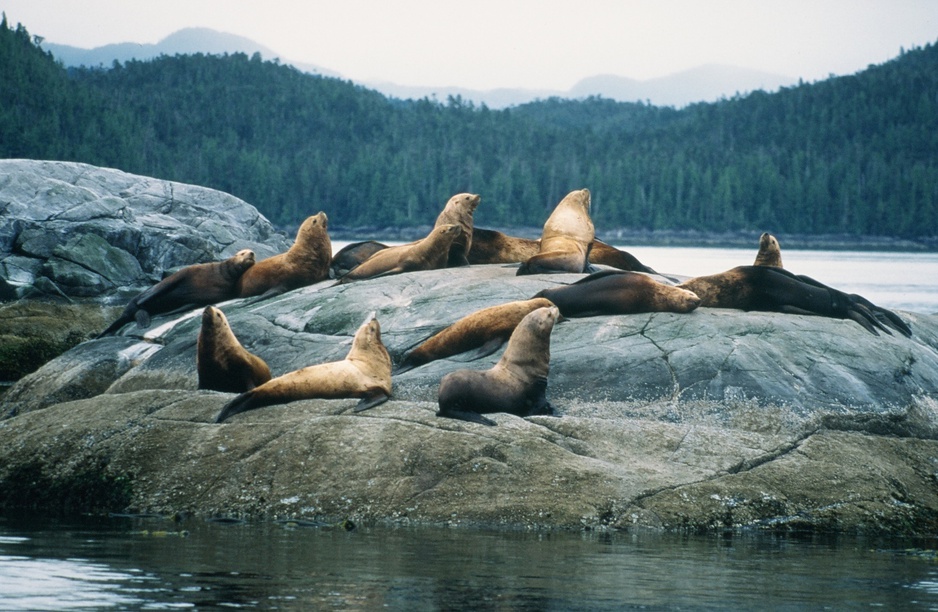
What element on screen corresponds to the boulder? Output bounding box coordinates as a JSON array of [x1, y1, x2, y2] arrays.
[[0, 160, 290, 300], [2, 264, 937, 533]]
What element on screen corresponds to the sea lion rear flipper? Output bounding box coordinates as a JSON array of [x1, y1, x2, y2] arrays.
[[134, 309, 152, 328], [353, 392, 390, 413], [436, 407, 497, 426]]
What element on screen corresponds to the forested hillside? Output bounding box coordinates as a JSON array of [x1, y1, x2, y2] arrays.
[[2, 15, 936, 238]]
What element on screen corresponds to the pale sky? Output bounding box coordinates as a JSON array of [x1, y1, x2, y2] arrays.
[[3, 0, 938, 90]]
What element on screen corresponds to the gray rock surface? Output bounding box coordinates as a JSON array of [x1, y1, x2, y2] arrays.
[[0, 160, 290, 300], [3, 264, 938, 533]]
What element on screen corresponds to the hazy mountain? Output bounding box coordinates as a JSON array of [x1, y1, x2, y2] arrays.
[[43, 27, 795, 107]]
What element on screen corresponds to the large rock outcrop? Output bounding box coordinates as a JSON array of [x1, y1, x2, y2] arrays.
[[2, 264, 938, 533], [0, 160, 290, 300]]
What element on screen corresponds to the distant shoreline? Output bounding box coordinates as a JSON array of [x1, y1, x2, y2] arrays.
[[322, 226, 938, 252]]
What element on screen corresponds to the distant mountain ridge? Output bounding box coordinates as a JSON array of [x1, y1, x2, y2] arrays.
[[43, 27, 796, 108]]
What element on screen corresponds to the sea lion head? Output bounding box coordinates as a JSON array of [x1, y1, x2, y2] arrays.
[[450, 193, 481, 215], [754, 232, 783, 267], [297, 211, 329, 236], [223, 249, 256, 279], [352, 312, 385, 353], [201, 304, 227, 329], [667, 286, 702, 313], [435, 224, 463, 239]]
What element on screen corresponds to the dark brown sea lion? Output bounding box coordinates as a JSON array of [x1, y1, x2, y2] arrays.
[[466, 228, 540, 265], [236, 212, 332, 299], [517, 189, 595, 275], [677, 266, 911, 336], [197, 306, 271, 393], [754, 232, 783, 267], [533, 270, 700, 317], [97, 249, 256, 337], [434, 193, 481, 267], [215, 314, 392, 423], [394, 297, 556, 374], [330, 240, 389, 278], [437, 305, 561, 426], [338, 224, 462, 282], [589, 239, 658, 273]]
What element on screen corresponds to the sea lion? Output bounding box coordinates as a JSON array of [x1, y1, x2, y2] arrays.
[[97, 249, 256, 337], [754, 232, 783, 267], [394, 297, 556, 374], [330, 240, 389, 278], [197, 306, 271, 393], [434, 193, 481, 267], [338, 224, 462, 282], [534, 270, 700, 317], [437, 305, 561, 426], [589, 239, 658, 274], [677, 266, 911, 336], [215, 313, 392, 423], [467, 228, 540, 265], [517, 189, 595, 275], [236, 212, 332, 299]]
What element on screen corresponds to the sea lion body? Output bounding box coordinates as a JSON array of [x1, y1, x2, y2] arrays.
[[467, 228, 540, 264], [236, 212, 331, 299], [215, 315, 392, 422], [534, 270, 700, 317], [340, 224, 462, 282], [395, 297, 556, 374], [517, 189, 594, 275], [589, 240, 658, 274], [678, 265, 911, 336], [434, 193, 481, 267], [330, 240, 389, 277], [98, 249, 256, 337], [437, 305, 560, 426], [197, 306, 271, 393], [753, 232, 783, 267]]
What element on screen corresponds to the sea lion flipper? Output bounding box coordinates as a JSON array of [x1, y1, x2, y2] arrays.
[[134, 309, 152, 328], [436, 407, 497, 426], [353, 392, 390, 413], [451, 337, 506, 362]]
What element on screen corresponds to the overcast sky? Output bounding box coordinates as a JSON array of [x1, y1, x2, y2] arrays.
[[3, 0, 938, 90]]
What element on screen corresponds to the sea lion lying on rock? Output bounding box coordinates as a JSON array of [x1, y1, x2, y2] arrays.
[[98, 249, 256, 337], [533, 270, 701, 317], [338, 225, 462, 282], [517, 189, 595, 275], [437, 305, 561, 426], [330, 240, 389, 278]]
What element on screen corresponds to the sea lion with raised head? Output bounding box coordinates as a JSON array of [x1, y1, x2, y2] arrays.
[[97, 249, 256, 337], [236, 212, 332, 299], [753, 232, 783, 267], [394, 297, 556, 374], [678, 266, 911, 336], [517, 189, 595, 275], [215, 313, 392, 423], [338, 224, 462, 282], [434, 193, 481, 267], [197, 306, 271, 393], [437, 305, 561, 426], [533, 270, 701, 317]]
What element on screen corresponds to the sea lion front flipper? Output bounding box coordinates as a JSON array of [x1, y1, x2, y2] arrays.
[[450, 337, 507, 362], [436, 407, 497, 426], [353, 392, 390, 413]]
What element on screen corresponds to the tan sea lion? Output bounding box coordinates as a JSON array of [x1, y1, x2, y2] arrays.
[[437, 305, 561, 426], [677, 266, 911, 336], [517, 189, 594, 275], [236, 212, 332, 299], [215, 313, 392, 423], [534, 270, 700, 317], [467, 228, 540, 264], [753, 232, 783, 267], [197, 306, 271, 393], [97, 249, 256, 337], [338, 224, 462, 282], [434, 193, 481, 267], [394, 297, 556, 374]]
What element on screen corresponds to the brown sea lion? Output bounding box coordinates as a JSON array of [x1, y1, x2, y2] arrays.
[[215, 313, 392, 423], [197, 306, 271, 393], [517, 189, 595, 275], [434, 193, 481, 267], [677, 266, 911, 336], [236, 212, 332, 299], [753, 232, 783, 267], [437, 305, 561, 426], [97, 249, 256, 337], [589, 239, 658, 274], [534, 270, 700, 317], [330, 240, 389, 278], [467, 228, 540, 264], [338, 224, 462, 282], [394, 297, 556, 374]]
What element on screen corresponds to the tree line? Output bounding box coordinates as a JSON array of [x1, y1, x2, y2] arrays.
[[2, 15, 936, 238]]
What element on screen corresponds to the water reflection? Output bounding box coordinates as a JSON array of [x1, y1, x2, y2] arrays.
[[1, 516, 937, 610]]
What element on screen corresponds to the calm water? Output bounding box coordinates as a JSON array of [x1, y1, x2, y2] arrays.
[[1, 515, 937, 610]]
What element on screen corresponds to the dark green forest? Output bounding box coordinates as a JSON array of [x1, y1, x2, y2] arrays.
[[2, 15, 937, 238]]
